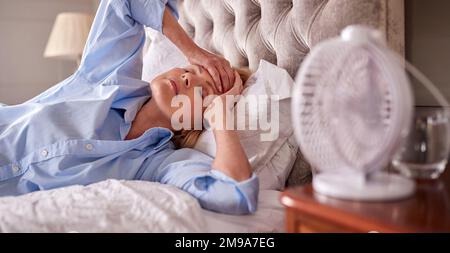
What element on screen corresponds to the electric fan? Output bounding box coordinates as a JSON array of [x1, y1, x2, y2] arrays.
[[292, 25, 419, 201]]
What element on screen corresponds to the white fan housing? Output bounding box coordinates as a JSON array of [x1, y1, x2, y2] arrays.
[[292, 25, 416, 201]]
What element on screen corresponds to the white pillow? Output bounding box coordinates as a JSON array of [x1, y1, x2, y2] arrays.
[[142, 30, 298, 191], [142, 28, 188, 82]]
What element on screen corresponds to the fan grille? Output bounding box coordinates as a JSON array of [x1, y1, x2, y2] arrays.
[[293, 38, 412, 174]]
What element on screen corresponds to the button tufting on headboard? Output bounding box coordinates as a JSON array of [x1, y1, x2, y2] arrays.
[[177, 0, 405, 78]]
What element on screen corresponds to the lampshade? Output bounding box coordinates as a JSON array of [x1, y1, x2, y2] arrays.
[[44, 12, 94, 62]]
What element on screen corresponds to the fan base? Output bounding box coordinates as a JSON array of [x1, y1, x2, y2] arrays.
[[313, 172, 416, 201]]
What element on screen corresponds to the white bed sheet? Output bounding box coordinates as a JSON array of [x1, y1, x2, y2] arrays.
[[0, 180, 207, 233], [0, 180, 284, 233], [201, 190, 285, 233]]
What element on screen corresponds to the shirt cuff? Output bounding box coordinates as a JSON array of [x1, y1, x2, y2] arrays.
[[166, 0, 179, 20], [210, 170, 260, 213]]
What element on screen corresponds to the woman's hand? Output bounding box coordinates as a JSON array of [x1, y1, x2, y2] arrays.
[[204, 71, 243, 130], [161, 7, 235, 94], [187, 47, 235, 94]]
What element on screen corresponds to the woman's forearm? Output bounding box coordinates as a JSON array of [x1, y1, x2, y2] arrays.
[[161, 6, 236, 93], [161, 7, 199, 59], [212, 129, 252, 182]]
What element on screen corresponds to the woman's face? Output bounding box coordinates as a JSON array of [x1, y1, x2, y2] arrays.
[[149, 64, 219, 128]]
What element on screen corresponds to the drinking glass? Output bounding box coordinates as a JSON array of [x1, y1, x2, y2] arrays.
[[392, 107, 450, 180]]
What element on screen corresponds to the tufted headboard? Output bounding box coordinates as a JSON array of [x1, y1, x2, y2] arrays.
[[176, 0, 405, 186], [177, 0, 405, 77]]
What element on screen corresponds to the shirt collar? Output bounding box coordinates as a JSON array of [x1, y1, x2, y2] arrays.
[[145, 127, 174, 150]]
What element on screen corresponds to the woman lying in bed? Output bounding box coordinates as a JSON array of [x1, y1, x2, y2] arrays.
[[0, 0, 258, 215]]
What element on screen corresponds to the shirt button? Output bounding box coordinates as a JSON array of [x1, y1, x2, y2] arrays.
[[85, 143, 94, 151], [12, 165, 20, 173], [41, 149, 49, 157]]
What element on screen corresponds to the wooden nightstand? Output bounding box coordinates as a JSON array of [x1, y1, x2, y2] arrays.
[[281, 167, 450, 233]]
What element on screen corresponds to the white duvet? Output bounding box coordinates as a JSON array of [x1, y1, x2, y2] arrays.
[[0, 180, 206, 233]]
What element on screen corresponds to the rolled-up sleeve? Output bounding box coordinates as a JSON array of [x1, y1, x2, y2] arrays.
[[109, 0, 178, 31], [145, 149, 259, 215], [129, 0, 179, 32]]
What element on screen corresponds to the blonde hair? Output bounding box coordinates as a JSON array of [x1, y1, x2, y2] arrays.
[[172, 68, 251, 149]]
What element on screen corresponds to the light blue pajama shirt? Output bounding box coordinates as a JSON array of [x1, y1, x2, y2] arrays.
[[0, 0, 258, 215]]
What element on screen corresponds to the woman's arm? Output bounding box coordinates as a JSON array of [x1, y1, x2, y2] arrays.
[[147, 148, 258, 214], [161, 8, 199, 64], [206, 71, 252, 181], [161, 8, 235, 93], [74, 0, 175, 84], [212, 130, 252, 181]]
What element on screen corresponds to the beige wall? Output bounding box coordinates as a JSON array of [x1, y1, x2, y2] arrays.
[[406, 0, 450, 106], [0, 0, 97, 105]]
